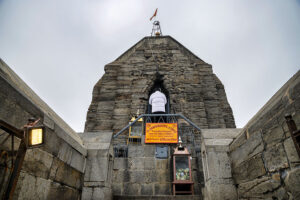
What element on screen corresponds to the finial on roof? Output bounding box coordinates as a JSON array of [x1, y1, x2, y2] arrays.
[[151, 21, 162, 37], [150, 9, 162, 36]]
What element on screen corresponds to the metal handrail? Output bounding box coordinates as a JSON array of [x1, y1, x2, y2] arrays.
[[113, 114, 201, 138]]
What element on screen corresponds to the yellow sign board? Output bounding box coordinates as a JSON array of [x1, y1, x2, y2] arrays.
[[145, 123, 178, 143]]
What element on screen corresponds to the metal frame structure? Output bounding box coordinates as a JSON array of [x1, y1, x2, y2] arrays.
[[0, 119, 44, 200], [113, 114, 201, 139]]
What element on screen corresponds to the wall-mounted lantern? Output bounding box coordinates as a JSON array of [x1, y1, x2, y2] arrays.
[[26, 126, 45, 148], [0, 118, 45, 200], [172, 137, 194, 195], [128, 116, 143, 144]]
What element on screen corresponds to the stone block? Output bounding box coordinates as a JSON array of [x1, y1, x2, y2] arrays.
[[202, 128, 242, 139], [262, 125, 285, 147], [141, 184, 153, 195], [123, 183, 140, 195], [230, 131, 264, 168], [13, 172, 51, 200], [229, 133, 247, 152], [263, 143, 289, 172], [43, 114, 54, 130], [129, 170, 145, 183], [205, 181, 237, 200], [239, 178, 284, 199], [92, 187, 112, 200], [47, 182, 80, 200], [112, 183, 122, 195], [82, 131, 112, 150], [154, 183, 171, 195], [57, 142, 73, 165], [113, 170, 130, 183], [155, 159, 169, 170], [84, 149, 109, 182], [113, 158, 128, 170], [157, 170, 171, 182], [283, 137, 300, 166], [23, 148, 53, 179], [207, 151, 232, 179], [49, 158, 82, 189], [43, 128, 62, 156], [82, 187, 93, 200], [128, 157, 144, 170], [70, 149, 86, 173], [144, 157, 155, 170], [128, 145, 144, 157], [284, 168, 300, 199], [233, 154, 266, 184], [144, 170, 158, 183]]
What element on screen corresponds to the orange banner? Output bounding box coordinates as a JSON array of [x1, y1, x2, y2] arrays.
[[145, 123, 178, 143]]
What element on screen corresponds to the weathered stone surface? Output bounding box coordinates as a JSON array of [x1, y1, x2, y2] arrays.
[[229, 71, 300, 200], [49, 158, 82, 189], [141, 184, 153, 195], [202, 128, 242, 139], [85, 36, 236, 134], [262, 125, 285, 147], [155, 159, 169, 170], [124, 183, 140, 195], [70, 149, 86, 173], [263, 143, 289, 172], [233, 154, 266, 184], [205, 180, 237, 200], [284, 168, 300, 199], [112, 183, 122, 195], [230, 131, 264, 168], [47, 182, 80, 200], [82, 186, 112, 200], [238, 176, 286, 199], [13, 172, 51, 200], [154, 183, 171, 195], [206, 150, 232, 179], [128, 157, 144, 170], [283, 137, 300, 166], [23, 148, 53, 179], [128, 145, 145, 157], [113, 158, 128, 170], [144, 157, 155, 170], [57, 142, 73, 165], [84, 150, 109, 182]]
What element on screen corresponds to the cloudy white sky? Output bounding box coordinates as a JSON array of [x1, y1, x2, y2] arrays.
[[0, 0, 299, 132]]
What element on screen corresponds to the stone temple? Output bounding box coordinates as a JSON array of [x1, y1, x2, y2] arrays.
[[0, 32, 300, 200]]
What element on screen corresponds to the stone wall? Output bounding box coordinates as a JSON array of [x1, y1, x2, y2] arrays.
[[111, 128, 204, 198], [229, 70, 300, 199], [201, 129, 241, 200], [85, 36, 235, 135], [0, 59, 86, 199]]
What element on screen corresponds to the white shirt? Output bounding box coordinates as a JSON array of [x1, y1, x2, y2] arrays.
[[149, 91, 167, 113]]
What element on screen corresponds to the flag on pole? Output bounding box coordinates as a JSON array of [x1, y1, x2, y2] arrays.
[[150, 8, 158, 21]]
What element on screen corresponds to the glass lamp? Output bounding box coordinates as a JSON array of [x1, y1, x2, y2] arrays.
[[172, 137, 194, 195]]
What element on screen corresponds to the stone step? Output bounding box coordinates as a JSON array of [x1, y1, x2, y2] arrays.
[[113, 195, 202, 200]]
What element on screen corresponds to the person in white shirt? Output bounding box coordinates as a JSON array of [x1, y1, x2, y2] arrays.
[[149, 88, 167, 122]]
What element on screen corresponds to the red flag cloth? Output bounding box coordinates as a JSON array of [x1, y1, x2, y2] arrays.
[[150, 8, 158, 21]]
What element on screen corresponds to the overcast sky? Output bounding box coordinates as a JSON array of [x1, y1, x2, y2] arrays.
[[0, 0, 299, 132]]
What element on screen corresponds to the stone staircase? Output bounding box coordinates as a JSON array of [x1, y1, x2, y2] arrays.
[[113, 195, 202, 200]]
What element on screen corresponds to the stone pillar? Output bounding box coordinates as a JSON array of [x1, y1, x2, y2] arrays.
[[80, 132, 113, 200], [201, 129, 240, 200]]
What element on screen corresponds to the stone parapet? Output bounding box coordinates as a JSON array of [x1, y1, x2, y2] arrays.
[[229, 70, 300, 199], [0, 60, 86, 199]]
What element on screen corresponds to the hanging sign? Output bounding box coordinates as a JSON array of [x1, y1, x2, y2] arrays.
[[145, 123, 178, 143]]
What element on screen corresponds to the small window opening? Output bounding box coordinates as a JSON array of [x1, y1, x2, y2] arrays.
[[114, 145, 128, 158], [147, 72, 170, 114]]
